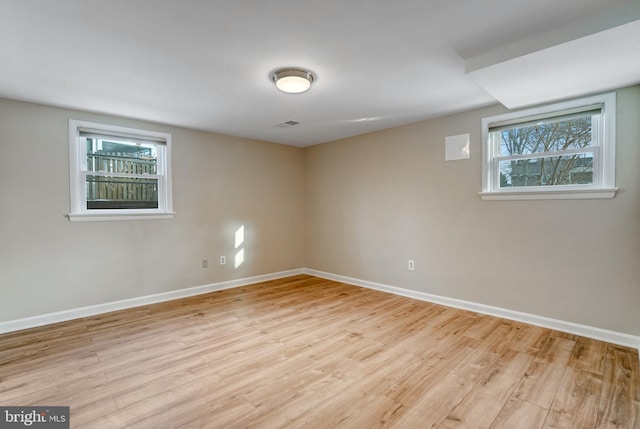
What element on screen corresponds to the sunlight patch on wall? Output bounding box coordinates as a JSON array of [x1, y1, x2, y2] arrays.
[[235, 225, 245, 248], [235, 248, 245, 269], [235, 225, 245, 269]]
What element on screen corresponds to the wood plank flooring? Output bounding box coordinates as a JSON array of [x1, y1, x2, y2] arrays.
[[0, 275, 638, 428]]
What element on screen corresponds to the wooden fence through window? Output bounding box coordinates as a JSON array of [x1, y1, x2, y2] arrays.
[[86, 152, 158, 209]]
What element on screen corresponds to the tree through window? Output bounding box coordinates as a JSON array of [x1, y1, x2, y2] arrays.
[[497, 115, 594, 187]]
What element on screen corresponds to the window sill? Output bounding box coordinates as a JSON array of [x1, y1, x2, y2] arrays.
[[68, 212, 175, 222], [479, 188, 618, 201]]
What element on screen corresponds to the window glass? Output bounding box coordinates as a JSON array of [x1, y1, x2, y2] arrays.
[[498, 153, 594, 188], [498, 116, 593, 157], [84, 138, 159, 210]]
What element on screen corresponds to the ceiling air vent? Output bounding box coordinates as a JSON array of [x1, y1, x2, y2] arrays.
[[277, 120, 300, 128]]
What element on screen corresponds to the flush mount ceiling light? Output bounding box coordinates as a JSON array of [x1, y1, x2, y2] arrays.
[[272, 68, 314, 94]]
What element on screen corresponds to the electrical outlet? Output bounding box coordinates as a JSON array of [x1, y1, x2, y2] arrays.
[[202, 259, 208, 268], [408, 259, 415, 271], [220, 256, 226, 265]]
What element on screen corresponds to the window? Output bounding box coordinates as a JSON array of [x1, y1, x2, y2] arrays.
[[68, 120, 174, 221], [480, 93, 617, 200]]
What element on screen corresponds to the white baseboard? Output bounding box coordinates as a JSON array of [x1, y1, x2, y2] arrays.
[[2, 267, 639, 352], [0, 269, 305, 335], [304, 269, 640, 350]]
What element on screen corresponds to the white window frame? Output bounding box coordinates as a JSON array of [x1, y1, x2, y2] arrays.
[[480, 92, 618, 200], [68, 120, 174, 221]]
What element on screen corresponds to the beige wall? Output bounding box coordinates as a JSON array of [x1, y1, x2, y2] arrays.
[[0, 99, 305, 322], [305, 85, 640, 336], [2, 87, 638, 337]]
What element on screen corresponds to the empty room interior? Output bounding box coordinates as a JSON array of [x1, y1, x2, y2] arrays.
[[1, 1, 639, 428]]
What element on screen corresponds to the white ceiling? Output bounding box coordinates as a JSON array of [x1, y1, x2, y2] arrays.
[[1, 0, 639, 147]]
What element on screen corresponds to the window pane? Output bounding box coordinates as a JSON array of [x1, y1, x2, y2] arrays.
[[499, 153, 593, 188], [85, 175, 159, 209], [85, 138, 157, 174], [497, 116, 593, 156]]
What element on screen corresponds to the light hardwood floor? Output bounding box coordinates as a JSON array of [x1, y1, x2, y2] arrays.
[[0, 275, 638, 428]]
